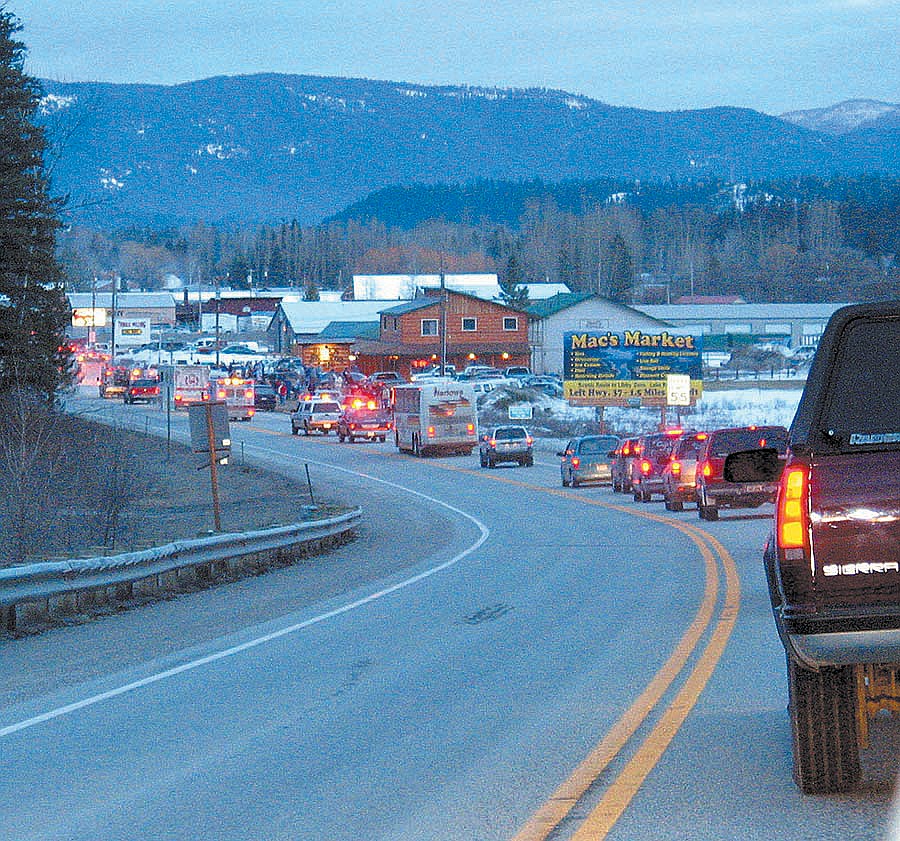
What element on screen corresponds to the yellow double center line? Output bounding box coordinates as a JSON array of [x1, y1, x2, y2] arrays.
[[436, 466, 740, 841], [253, 431, 740, 837]]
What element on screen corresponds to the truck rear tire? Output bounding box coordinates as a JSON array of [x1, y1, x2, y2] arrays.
[[787, 655, 860, 794]]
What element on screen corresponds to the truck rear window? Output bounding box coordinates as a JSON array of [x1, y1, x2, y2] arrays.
[[822, 317, 900, 446]]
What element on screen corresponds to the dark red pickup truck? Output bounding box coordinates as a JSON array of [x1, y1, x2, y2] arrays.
[[728, 301, 900, 793]]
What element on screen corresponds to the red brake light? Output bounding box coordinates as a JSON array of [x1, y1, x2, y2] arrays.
[[427, 426, 436, 438], [467, 423, 475, 434], [217, 389, 226, 399], [489, 438, 497, 448], [701, 461, 712, 477], [623, 444, 631, 455], [571, 456, 581, 469], [526, 435, 533, 446], [778, 464, 809, 550], [245, 390, 253, 400], [671, 460, 682, 475], [641, 459, 651, 475]]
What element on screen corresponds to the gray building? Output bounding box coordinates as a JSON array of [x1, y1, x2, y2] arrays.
[[526, 294, 673, 375], [630, 302, 853, 348]]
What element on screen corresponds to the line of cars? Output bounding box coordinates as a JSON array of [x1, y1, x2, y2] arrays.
[[609, 424, 788, 519]]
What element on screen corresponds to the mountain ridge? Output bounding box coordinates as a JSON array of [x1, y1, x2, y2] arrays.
[[36, 74, 900, 228]]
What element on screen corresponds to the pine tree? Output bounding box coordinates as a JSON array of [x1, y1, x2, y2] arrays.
[[0, 11, 71, 399]]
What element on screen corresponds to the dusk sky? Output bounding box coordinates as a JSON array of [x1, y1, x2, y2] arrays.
[[11, 1, 900, 114]]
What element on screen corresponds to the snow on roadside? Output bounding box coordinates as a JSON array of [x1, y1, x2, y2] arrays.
[[481, 385, 804, 438]]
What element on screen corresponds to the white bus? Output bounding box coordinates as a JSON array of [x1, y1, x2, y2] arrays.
[[392, 380, 478, 456]]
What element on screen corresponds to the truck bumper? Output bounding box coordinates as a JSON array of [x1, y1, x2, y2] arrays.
[[789, 629, 900, 668]]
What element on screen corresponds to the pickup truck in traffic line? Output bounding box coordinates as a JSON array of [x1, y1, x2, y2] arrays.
[[726, 301, 900, 794]]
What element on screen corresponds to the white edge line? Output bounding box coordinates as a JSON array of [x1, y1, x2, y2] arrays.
[[1, 448, 490, 739]]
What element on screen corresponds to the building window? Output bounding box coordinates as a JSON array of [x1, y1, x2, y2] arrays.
[[421, 318, 438, 336], [503, 316, 518, 331], [461, 317, 477, 332]]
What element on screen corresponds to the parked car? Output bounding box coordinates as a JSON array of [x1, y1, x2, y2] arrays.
[[291, 399, 342, 435], [368, 370, 406, 387], [337, 401, 392, 443], [662, 431, 708, 511], [694, 424, 788, 520], [559, 434, 620, 487], [123, 378, 161, 404], [611, 437, 639, 493], [503, 366, 532, 384], [479, 425, 533, 467], [253, 383, 278, 412], [630, 428, 685, 502]]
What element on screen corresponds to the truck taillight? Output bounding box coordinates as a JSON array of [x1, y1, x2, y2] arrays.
[[670, 460, 682, 475], [217, 389, 226, 399], [427, 426, 436, 438], [641, 458, 651, 475], [777, 464, 809, 550], [245, 389, 253, 400], [701, 461, 711, 477], [467, 423, 475, 435], [526, 435, 533, 446]]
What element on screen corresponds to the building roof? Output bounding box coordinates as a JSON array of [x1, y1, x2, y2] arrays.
[[520, 282, 572, 300], [353, 273, 502, 301], [633, 302, 854, 321], [276, 300, 393, 333], [68, 292, 177, 309], [316, 321, 381, 341], [379, 298, 440, 316], [525, 293, 596, 318]]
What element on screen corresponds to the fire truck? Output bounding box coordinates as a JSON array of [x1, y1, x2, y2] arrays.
[[98, 365, 130, 399], [212, 376, 256, 421]]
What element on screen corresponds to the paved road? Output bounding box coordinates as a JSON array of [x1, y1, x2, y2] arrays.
[[1, 395, 897, 840]]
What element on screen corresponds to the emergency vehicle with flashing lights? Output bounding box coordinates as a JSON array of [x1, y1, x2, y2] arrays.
[[337, 396, 393, 443], [212, 376, 255, 421]]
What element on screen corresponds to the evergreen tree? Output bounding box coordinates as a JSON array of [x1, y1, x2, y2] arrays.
[[606, 234, 634, 303], [303, 280, 320, 301], [499, 253, 529, 309], [0, 12, 70, 398]]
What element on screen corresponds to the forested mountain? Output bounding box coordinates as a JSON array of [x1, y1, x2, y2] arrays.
[[58, 174, 900, 306], [38, 73, 900, 228]]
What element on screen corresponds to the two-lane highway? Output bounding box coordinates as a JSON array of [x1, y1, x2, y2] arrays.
[[0, 394, 896, 840]]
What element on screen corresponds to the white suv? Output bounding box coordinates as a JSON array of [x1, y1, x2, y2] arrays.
[[291, 399, 342, 435]]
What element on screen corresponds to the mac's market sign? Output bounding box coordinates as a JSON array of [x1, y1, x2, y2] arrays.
[[563, 330, 703, 407]]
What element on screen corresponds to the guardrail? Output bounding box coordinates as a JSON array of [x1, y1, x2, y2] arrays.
[[0, 508, 362, 634]]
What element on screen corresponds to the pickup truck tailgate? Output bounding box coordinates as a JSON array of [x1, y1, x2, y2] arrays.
[[812, 450, 900, 608]]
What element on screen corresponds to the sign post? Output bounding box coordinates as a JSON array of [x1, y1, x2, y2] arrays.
[[188, 401, 231, 532]]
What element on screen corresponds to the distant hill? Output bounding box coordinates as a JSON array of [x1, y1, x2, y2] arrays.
[[36, 74, 900, 229], [781, 99, 900, 135]]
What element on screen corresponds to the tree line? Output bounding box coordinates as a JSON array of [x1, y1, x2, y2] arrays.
[[58, 176, 900, 305]]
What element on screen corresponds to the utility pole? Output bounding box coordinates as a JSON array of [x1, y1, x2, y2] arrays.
[[214, 277, 221, 368], [439, 258, 448, 377], [110, 275, 119, 361]]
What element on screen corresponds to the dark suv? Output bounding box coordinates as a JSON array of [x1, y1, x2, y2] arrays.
[[694, 425, 787, 520], [610, 437, 639, 494], [631, 429, 685, 502], [727, 302, 900, 793], [479, 425, 533, 467]]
